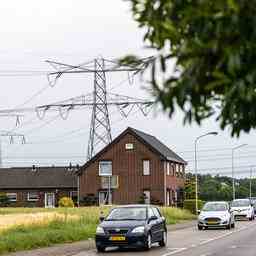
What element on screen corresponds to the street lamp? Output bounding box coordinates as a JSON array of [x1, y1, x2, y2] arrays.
[[232, 144, 247, 200], [194, 132, 218, 214]]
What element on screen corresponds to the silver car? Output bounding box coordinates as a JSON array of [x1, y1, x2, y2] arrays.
[[198, 201, 235, 230]]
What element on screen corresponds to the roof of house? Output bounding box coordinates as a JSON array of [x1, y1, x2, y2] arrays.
[[80, 127, 186, 174], [0, 166, 77, 189], [130, 128, 186, 164]]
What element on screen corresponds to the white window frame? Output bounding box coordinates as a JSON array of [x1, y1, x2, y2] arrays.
[[166, 162, 170, 175], [143, 160, 150, 175], [27, 192, 39, 202], [99, 161, 112, 176], [7, 193, 17, 202]]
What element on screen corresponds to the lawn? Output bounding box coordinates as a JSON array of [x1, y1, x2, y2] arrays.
[[0, 207, 195, 254]]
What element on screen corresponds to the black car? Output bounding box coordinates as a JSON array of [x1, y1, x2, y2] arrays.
[[95, 205, 167, 252]]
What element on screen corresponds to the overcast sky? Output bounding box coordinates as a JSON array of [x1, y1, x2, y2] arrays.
[[0, 0, 255, 178]]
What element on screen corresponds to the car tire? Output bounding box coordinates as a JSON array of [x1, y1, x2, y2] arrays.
[[159, 231, 167, 247], [144, 233, 152, 251], [226, 221, 231, 229], [198, 225, 203, 230], [96, 245, 106, 253], [231, 222, 235, 228]]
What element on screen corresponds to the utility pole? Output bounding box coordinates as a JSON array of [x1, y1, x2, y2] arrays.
[[250, 166, 253, 199]]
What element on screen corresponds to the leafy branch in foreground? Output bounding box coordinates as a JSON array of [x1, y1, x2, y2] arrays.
[[124, 0, 256, 137]]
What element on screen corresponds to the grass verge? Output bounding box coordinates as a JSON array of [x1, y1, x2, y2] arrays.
[[0, 207, 195, 254]]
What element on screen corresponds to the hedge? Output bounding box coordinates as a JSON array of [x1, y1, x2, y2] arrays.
[[183, 199, 204, 214]]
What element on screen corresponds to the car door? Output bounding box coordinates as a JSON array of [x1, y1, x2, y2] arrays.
[[147, 207, 159, 242], [152, 207, 165, 240]]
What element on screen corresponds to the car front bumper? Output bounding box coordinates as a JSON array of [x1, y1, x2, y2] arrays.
[[95, 233, 147, 248], [198, 220, 229, 228]]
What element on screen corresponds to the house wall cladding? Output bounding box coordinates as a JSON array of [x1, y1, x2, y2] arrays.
[[80, 133, 165, 204], [1, 189, 73, 207]]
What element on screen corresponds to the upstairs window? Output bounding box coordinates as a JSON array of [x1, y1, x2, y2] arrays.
[[143, 160, 150, 175], [99, 161, 112, 176]]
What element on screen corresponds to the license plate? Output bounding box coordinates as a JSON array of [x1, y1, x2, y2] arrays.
[[207, 221, 217, 224], [109, 236, 126, 241]]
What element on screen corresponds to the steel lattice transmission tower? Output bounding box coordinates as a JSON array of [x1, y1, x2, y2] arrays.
[[87, 59, 112, 159], [0, 58, 154, 161]]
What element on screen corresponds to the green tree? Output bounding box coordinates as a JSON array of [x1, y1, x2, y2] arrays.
[[124, 0, 256, 136], [184, 176, 196, 199], [0, 193, 9, 206]]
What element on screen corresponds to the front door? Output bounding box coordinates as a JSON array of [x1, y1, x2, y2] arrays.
[[45, 193, 55, 208], [98, 191, 112, 205]]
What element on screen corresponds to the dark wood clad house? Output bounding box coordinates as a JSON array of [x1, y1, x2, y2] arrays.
[[78, 127, 187, 206], [0, 166, 77, 207]]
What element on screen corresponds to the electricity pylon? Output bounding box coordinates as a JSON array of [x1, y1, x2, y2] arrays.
[[45, 57, 153, 160]]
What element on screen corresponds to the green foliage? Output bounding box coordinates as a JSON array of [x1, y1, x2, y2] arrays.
[[0, 193, 9, 207], [80, 194, 98, 206], [184, 175, 196, 199], [58, 197, 74, 208], [184, 199, 204, 214], [125, 0, 256, 136]]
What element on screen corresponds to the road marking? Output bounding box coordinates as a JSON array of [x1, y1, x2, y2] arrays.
[[162, 248, 187, 256], [160, 222, 256, 256]]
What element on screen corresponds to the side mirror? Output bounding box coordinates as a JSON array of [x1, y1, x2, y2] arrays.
[[197, 210, 201, 214], [148, 216, 158, 223], [99, 216, 105, 222]]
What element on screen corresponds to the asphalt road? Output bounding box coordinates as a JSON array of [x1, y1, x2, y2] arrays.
[[74, 221, 256, 256]]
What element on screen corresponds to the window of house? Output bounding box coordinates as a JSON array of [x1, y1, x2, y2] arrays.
[[27, 192, 39, 201], [143, 190, 150, 204], [143, 160, 150, 175], [166, 162, 170, 175], [99, 161, 112, 176], [6, 193, 17, 202]]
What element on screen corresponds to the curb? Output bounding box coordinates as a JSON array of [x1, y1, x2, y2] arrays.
[[5, 221, 196, 256]]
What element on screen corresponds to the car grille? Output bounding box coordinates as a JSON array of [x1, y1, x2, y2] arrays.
[[204, 217, 221, 224], [105, 228, 129, 235]]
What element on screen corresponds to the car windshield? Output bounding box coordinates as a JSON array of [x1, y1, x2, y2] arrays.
[[105, 207, 147, 221], [202, 202, 228, 212], [231, 200, 250, 207]]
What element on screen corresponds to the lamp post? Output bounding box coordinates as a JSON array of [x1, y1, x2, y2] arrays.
[[231, 144, 247, 200], [194, 132, 218, 214]]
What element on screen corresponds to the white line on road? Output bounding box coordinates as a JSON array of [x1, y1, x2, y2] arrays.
[[161, 248, 187, 256], [160, 222, 256, 256]]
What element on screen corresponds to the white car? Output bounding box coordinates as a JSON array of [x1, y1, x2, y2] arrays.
[[231, 199, 255, 221], [198, 201, 235, 230]]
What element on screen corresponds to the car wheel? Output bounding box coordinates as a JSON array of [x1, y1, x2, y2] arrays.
[[159, 231, 167, 247], [96, 245, 106, 253], [198, 225, 203, 230], [226, 221, 231, 229], [231, 222, 235, 228], [144, 233, 152, 251]]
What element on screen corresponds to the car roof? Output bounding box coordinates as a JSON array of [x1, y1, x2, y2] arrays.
[[232, 198, 250, 201], [205, 201, 228, 204], [113, 204, 154, 208]]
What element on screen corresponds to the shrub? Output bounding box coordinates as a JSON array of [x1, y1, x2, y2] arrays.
[[58, 197, 74, 207], [80, 194, 98, 206], [0, 193, 9, 207], [183, 199, 204, 214]]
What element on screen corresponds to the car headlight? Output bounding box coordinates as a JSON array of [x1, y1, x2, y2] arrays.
[[96, 226, 105, 234], [131, 226, 145, 233]]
